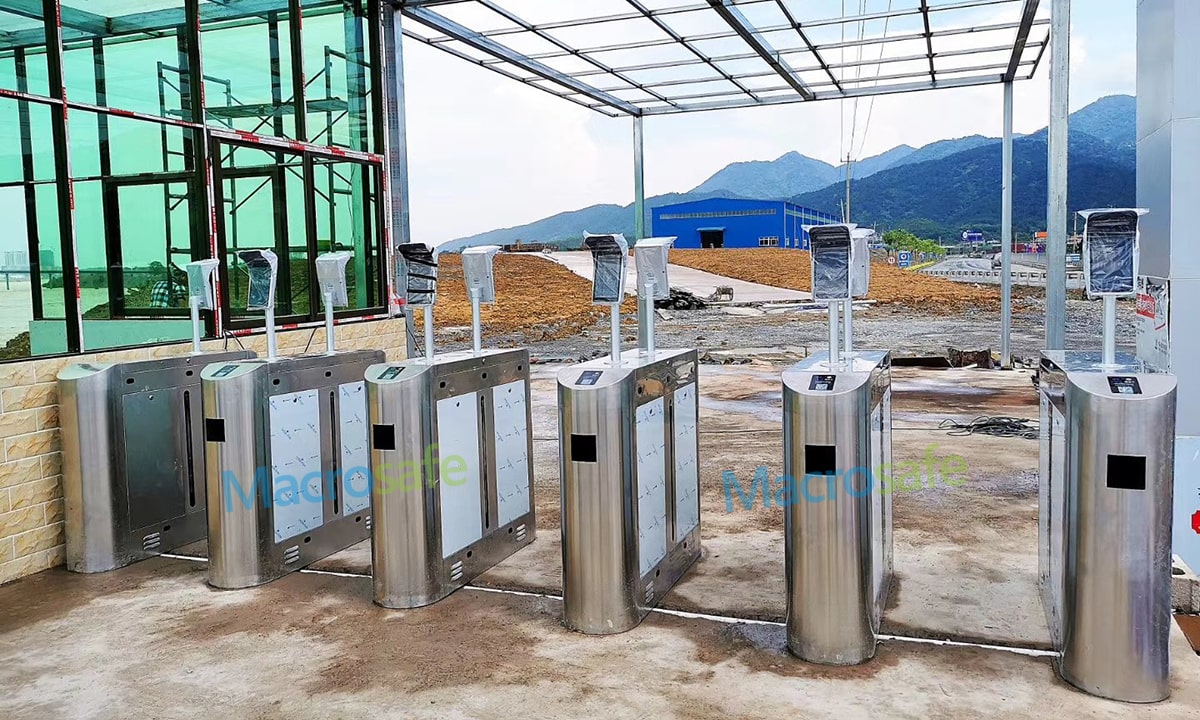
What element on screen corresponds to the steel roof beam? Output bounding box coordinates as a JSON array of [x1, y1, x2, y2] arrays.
[[639, 72, 1010, 114], [919, 1, 936, 81], [475, 0, 681, 110], [398, 27, 622, 117], [1004, 0, 1041, 81], [706, 0, 813, 100], [0, 0, 108, 35], [401, 5, 642, 115], [625, 0, 759, 105], [772, 0, 841, 94]]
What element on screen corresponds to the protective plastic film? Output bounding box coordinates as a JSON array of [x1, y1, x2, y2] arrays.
[[634, 237, 675, 301], [584, 233, 629, 304], [397, 243, 438, 307], [185, 259, 220, 310], [315, 251, 353, 308], [1081, 209, 1145, 298], [461, 245, 502, 304], [808, 225, 854, 301], [850, 228, 874, 298], [236, 249, 279, 311]]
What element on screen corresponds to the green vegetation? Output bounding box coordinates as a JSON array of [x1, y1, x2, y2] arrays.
[[882, 229, 945, 257]]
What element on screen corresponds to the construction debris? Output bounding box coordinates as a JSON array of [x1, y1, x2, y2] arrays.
[[657, 288, 708, 310]]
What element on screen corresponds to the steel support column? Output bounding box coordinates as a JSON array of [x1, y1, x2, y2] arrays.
[[382, 2, 416, 356], [1045, 0, 1069, 350], [634, 115, 648, 349], [1001, 81, 1014, 368]]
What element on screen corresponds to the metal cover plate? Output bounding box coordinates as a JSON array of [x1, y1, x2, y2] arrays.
[[269, 390, 324, 542], [492, 380, 531, 527], [673, 383, 700, 539], [438, 392, 483, 557], [338, 382, 371, 515], [636, 397, 668, 576]]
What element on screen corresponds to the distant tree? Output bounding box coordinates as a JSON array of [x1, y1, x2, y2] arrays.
[[882, 229, 945, 257]]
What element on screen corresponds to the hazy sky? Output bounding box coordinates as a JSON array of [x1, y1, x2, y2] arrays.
[[402, 0, 1136, 244]]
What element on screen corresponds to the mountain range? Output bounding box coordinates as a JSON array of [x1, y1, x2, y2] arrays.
[[447, 94, 1136, 249]]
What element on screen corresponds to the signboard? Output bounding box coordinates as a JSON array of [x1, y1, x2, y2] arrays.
[[887, 256, 896, 265], [962, 231, 985, 244], [897, 251, 913, 269], [1035, 231, 1048, 239], [1135, 275, 1170, 371]]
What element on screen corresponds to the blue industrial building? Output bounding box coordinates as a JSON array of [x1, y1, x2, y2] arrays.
[[650, 198, 839, 250]]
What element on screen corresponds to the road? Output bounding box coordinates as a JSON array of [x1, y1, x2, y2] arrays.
[[932, 257, 1044, 274], [544, 251, 812, 303]]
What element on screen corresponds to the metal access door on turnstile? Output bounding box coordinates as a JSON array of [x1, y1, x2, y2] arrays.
[[1039, 209, 1177, 704], [366, 244, 536, 609], [782, 223, 893, 666], [202, 251, 384, 588], [59, 260, 254, 573], [558, 235, 702, 634]]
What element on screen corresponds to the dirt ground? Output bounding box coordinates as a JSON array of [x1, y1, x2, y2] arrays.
[[3, 363, 1199, 719], [421, 253, 635, 341], [670, 248, 1001, 313]]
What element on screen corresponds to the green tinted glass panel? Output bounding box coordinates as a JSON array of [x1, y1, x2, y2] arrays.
[[312, 157, 380, 310], [200, 0, 297, 139], [0, 8, 51, 99], [219, 144, 309, 318], [0, 98, 69, 360], [302, 0, 373, 152], [68, 108, 202, 350]]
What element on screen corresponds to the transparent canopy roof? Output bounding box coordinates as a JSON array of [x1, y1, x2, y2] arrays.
[[395, 0, 1048, 116]]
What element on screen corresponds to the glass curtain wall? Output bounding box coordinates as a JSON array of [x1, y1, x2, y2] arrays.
[[0, 0, 384, 361]]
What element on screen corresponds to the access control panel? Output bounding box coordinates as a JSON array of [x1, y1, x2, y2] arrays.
[[809, 375, 837, 392], [1108, 376, 1142, 395]]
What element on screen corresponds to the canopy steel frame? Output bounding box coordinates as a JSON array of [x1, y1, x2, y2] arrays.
[[392, 0, 1048, 116]]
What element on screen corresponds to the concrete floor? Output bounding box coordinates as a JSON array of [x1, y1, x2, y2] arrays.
[[3, 364, 1198, 719], [546, 250, 812, 303]]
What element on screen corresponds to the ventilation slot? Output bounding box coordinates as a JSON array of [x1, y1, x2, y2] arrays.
[[644, 582, 655, 605], [450, 561, 465, 582], [142, 533, 162, 552], [283, 546, 302, 565], [514, 524, 527, 543], [365, 515, 372, 532]]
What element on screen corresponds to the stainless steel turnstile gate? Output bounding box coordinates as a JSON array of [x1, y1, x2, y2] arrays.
[[1039, 352, 1176, 703], [559, 348, 702, 634], [59, 259, 253, 573], [782, 223, 893, 665], [782, 350, 893, 665], [59, 350, 253, 572], [1038, 208, 1177, 703], [366, 348, 536, 608], [201, 249, 385, 588], [202, 350, 384, 588]]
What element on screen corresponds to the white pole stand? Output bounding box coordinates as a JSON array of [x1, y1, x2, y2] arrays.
[[1102, 295, 1117, 367], [828, 301, 842, 367], [190, 296, 203, 355], [641, 278, 656, 358], [424, 305, 435, 362], [844, 299, 854, 356], [265, 306, 278, 362], [324, 291, 336, 354], [610, 303, 622, 365], [470, 287, 483, 356]]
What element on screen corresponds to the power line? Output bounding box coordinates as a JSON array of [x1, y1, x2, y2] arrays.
[[854, 0, 896, 161]]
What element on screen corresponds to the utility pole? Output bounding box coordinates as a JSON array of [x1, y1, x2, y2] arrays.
[[844, 154, 853, 223]]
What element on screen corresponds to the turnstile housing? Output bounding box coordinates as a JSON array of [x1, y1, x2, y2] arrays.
[[202, 350, 385, 588], [1039, 351, 1176, 703], [59, 351, 254, 573], [782, 350, 893, 665], [366, 348, 537, 608], [558, 348, 702, 634]]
